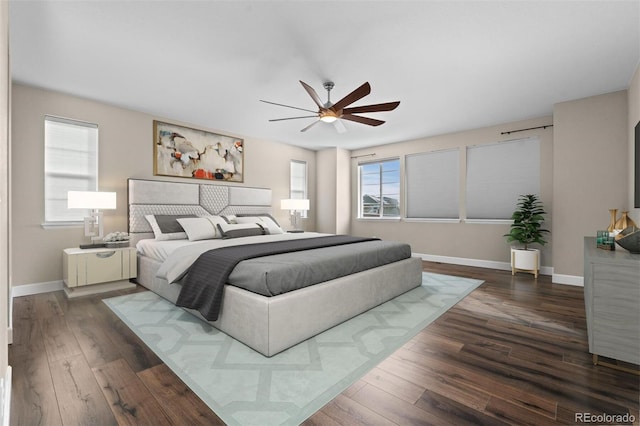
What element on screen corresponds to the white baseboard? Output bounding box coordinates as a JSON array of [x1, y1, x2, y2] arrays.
[[0, 366, 11, 426], [414, 252, 570, 284], [7, 287, 11, 345], [415, 252, 514, 272], [551, 273, 584, 287], [11, 280, 63, 298]]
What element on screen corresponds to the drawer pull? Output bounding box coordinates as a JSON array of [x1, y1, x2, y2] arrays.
[[96, 251, 116, 259]]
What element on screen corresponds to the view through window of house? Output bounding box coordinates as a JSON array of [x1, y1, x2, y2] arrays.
[[359, 159, 400, 218]]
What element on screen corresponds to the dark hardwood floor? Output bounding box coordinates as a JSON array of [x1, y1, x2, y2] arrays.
[[10, 262, 640, 425]]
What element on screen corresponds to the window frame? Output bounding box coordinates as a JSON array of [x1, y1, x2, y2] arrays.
[[289, 160, 308, 218], [358, 158, 401, 219], [43, 115, 99, 228]]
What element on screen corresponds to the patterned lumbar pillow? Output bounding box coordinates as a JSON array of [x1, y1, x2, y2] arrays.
[[216, 221, 266, 239], [236, 216, 285, 235]]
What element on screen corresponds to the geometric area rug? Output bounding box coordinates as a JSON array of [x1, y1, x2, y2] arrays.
[[104, 272, 483, 426]]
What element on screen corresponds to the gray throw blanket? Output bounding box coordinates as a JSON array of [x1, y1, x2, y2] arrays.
[[175, 235, 378, 321]]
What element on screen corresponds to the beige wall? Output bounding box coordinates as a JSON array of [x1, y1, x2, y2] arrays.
[[9, 81, 635, 287], [0, 0, 10, 389], [316, 147, 351, 234], [316, 149, 337, 233], [335, 148, 351, 235], [11, 84, 316, 287], [629, 64, 640, 224], [350, 116, 554, 268], [552, 90, 628, 277]]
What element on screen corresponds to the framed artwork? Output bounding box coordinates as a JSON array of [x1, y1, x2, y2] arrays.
[[153, 120, 244, 182]]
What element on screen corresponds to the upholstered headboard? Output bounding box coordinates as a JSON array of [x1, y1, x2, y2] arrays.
[[128, 178, 273, 245]]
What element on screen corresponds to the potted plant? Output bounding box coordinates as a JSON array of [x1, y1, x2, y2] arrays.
[[504, 194, 549, 278]]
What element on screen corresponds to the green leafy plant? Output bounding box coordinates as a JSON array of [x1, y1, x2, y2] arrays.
[[504, 194, 549, 250]]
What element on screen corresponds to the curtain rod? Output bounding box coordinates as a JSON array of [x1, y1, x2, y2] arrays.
[[501, 124, 553, 135], [351, 153, 376, 159]]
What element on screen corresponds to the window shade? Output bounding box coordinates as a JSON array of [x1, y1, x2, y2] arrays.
[[44, 116, 98, 223], [466, 137, 540, 220], [406, 149, 459, 219], [290, 160, 307, 217]]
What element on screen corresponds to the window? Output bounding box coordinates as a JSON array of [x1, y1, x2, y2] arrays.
[[44, 116, 98, 224], [466, 137, 540, 220], [406, 149, 459, 219], [290, 160, 307, 217], [359, 159, 400, 218]]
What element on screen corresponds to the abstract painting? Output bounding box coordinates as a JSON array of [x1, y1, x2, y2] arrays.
[[153, 120, 244, 182]]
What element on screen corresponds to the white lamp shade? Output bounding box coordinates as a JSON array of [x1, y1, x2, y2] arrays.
[[281, 199, 310, 211], [68, 191, 117, 209]]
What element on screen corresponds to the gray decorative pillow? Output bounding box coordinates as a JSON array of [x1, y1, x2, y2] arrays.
[[145, 214, 196, 240], [216, 222, 266, 239]]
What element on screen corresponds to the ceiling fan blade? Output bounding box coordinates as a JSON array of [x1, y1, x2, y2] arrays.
[[341, 114, 385, 127], [330, 82, 371, 112], [333, 119, 347, 134], [342, 101, 400, 114], [299, 80, 324, 109], [300, 119, 320, 132], [260, 99, 317, 114], [269, 115, 319, 122]]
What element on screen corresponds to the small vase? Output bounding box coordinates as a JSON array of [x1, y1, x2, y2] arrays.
[[614, 211, 637, 231], [607, 209, 618, 233]]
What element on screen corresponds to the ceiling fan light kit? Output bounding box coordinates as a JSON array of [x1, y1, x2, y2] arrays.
[[261, 80, 400, 132], [319, 111, 338, 123]]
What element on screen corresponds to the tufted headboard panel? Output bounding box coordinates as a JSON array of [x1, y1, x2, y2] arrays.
[[128, 178, 273, 245]]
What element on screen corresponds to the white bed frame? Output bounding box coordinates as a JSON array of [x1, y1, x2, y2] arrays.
[[128, 178, 423, 356]]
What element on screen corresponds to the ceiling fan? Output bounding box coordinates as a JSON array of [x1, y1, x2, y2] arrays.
[[260, 81, 400, 132]]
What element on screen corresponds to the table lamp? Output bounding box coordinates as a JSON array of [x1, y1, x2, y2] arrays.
[[68, 191, 116, 248], [281, 198, 309, 232]]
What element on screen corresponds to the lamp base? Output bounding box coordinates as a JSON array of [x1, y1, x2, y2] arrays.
[[79, 243, 107, 249]]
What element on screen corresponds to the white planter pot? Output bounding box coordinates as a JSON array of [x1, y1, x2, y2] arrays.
[[510, 248, 540, 278]]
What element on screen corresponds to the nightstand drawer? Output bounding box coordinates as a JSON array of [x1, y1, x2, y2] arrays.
[[85, 250, 122, 285], [63, 247, 137, 289]]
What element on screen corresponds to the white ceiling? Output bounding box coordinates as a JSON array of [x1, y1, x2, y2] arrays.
[[9, 1, 640, 151]]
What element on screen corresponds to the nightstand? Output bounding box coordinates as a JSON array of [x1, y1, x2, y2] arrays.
[[63, 246, 137, 298]]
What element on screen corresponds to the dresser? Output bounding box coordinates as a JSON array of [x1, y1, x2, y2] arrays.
[[583, 237, 640, 370], [63, 246, 137, 298]]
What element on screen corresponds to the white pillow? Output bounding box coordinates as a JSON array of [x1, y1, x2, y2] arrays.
[[176, 217, 217, 241], [206, 215, 228, 238], [175, 216, 230, 240], [236, 216, 285, 235], [222, 214, 237, 224], [145, 214, 190, 241]]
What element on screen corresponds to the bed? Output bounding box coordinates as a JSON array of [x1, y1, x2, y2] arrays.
[[129, 178, 423, 356]]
